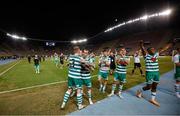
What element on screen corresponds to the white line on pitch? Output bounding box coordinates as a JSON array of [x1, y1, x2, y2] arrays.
[[0, 60, 21, 77], [0, 75, 97, 94]]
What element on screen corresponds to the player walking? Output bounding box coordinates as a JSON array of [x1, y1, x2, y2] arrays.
[[81, 49, 94, 104], [28, 55, 31, 63], [109, 51, 116, 75], [54, 53, 59, 67], [136, 40, 172, 106], [98, 48, 111, 93], [61, 46, 85, 110], [173, 48, 180, 98], [131, 50, 143, 76], [60, 53, 64, 69], [34, 55, 40, 74], [109, 48, 130, 98]]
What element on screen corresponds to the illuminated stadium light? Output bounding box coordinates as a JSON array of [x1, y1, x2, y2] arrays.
[[82, 39, 87, 42], [140, 15, 148, 20], [117, 22, 125, 27], [71, 40, 78, 44], [158, 9, 172, 16], [104, 8, 172, 32], [22, 37, 27, 40], [12, 35, 20, 39], [6, 33, 27, 40], [133, 18, 140, 22], [78, 40, 83, 43], [126, 20, 133, 24], [71, 38, 87, 44], [148, 13, 159, 18], [6, 33, 11, 37]]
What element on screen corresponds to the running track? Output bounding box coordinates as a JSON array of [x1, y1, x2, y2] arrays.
[[0, 59, 16, 65], [70, 70, 180, 115]]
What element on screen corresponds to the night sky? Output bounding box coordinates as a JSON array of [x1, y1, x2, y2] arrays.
[[0, 0, 179, 42]]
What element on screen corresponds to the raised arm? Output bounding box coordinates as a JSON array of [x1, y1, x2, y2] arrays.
[[139, 40, 147, 57], [108, 49, 111, 55], [158, 43, 172, 54]]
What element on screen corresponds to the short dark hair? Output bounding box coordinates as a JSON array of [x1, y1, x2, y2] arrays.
[[119, 47, 125, 51], [83, 48, 88, 51], [73, 46, 80, 53], [73, 46, 79, 50], [147, 47, 153, 51], [103, 48, 109, 52]]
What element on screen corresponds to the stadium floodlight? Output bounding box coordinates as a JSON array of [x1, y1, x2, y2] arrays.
[[22, 37, 27, 40], [78, 40, 83, 43], [133, 18, 140, 22], [71, 40, 77, 44], [140, 15, 148, 20], [126, 20, 133, 24], [82, 39, 87, 42], [158, 9, 172, 16], [104, 8, 172, 33], [6, 33, 11, 37], [104, 22, 126, 32], [71, 38, 87, 44], [11, 34, 20, 39], [6, 33, 27, 40], [148, 13, 158, 18], [121, 22, 126, 26]]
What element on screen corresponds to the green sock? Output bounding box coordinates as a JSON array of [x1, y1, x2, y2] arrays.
[[63, 91, 70, 103]]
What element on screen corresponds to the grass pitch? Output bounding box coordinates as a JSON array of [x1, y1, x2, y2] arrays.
[[0, 56, 174, 115]]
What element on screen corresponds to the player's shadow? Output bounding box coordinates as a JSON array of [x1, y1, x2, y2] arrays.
[[157, 87, 175, 96], [124, 83, 145, 97]]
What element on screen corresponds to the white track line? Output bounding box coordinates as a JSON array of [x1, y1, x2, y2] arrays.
[[0, 60, 21, 77], [0, 80, 67, 94], [0, 75, 98, 94]]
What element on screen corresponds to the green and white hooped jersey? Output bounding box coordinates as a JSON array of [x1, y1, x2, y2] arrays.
[[145, 52, 159, 72], [115, 55, 129, 74], [68, 54, 82, 79], [99, 56, 111, 73], [85, 55, 91, 63], [90, 57, 95, 63], [81, 55, 91, 79], [54, 55, 59, 61]]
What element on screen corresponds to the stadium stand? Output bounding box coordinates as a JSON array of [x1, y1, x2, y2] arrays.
[[1, 29, 180, 57], [95, 29, 180, 55]]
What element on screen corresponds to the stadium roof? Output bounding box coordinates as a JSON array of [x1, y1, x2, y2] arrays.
[[0, 0, 179, 42]]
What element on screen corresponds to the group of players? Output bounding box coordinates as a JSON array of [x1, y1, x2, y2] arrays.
[[27, 55, 44, 74], [27, 39, 179, 110], [28, 52, 66, 74], [61, 46, 95, 110], [52, 53, 65, 69], [60, 40, 180, 110]]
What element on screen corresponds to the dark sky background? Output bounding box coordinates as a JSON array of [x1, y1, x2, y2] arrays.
[[0, 0, 179, 42]]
